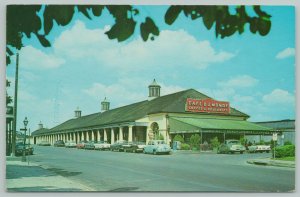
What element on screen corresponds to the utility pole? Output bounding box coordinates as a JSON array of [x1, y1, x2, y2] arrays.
[[11, 53, 19, 156]]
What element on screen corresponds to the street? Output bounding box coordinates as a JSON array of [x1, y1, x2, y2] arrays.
[[21, 145, 295, 192]]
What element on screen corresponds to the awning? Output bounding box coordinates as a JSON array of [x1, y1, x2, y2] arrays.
[[169, 117, 273, 134]]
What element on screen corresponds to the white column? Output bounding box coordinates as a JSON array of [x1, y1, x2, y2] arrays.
[[119, 127, 123, 141], [104, 129, 107, 142], [111, 128, 115, 144], [92, 131, 95, 141], [128, 126, 133, 142], [97, 130, 101, 141]]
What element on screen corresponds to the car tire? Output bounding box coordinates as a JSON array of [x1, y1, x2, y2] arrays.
[[153, 150, 157, 155], [240, 151, 244, 154]]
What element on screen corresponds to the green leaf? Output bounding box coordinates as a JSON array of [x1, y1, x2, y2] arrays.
[[258, 18, 271, 36], [165, 6, 182, 25], [140, 17, 160, 41], [202, 8, 216, 30], [36, 34, 51, 47], [105, 18, 136, 42], [91, 5, 104, 17], [77, 6, 92, 19]]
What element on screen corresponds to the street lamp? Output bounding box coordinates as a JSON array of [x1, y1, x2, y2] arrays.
[[21, 117, 28, 162]]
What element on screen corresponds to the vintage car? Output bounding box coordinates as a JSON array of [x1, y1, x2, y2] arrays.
[[38, 141, 51, 146], [65, 140, 77, 148], [76, 140, 88, 149], [143, 140, 171, 155], [15, 142, 34, 156], [110, 140, 129, 152], [94, 141, 111, 151], [123, 141, 146, 153], [248, 145, 271, 153], [217, 139, 246, 154], [54, 140, 65, 147], [84, 141, 97, 150]]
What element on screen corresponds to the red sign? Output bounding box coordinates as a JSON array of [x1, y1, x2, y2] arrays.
[[185, 98, 230, 114]]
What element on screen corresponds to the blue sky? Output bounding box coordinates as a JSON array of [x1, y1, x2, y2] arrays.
[[6, 5, 295, 131]]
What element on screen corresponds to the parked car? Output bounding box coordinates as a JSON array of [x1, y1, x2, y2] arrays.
[[248, 144, 271, 153], [15, 142, 34, 156], [65, 140, 77, 148], [217, 139, 246, 154], [94, 141, 111, 151], [38, 141, 51, 146], [54, 140, 65, 147], [110, 140, 130, 152], [143, 140, 171, 155], [76, 140, 88, 149], [84, 141, 97, 150], [123, 141, 146, 153]]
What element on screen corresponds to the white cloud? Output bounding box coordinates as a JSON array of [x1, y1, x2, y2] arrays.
[[19, 46, 65, 69], [233, 95, 254, 103], [262, 89, 295, 106], [276, 48, 295, 59], [218, 75, 259, 88], [53, 20, 235, 71]]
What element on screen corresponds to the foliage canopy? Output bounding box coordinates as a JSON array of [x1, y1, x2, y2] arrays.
[[6, 5, 272, 65]]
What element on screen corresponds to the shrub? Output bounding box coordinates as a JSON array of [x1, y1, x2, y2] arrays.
[[284, 141, 292, 145], [210, 137, 220, 149], [173, 134, 184, 143], [190, 134, 201, 150], [274, 145, 295, 158], [240, 137, 246, 146], [181, 143, 190, 150]]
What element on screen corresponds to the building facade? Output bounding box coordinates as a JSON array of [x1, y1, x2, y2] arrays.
[[32, 80, 274, 146]]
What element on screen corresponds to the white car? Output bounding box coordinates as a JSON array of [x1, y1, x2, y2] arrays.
[[65, 140, 77, 148], [248, 145, 271, 153], [143, 140, 171, 155], [94, 141, 111, 150]]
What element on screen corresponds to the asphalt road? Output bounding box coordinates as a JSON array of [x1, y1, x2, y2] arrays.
[[28, 145, 295, 192]]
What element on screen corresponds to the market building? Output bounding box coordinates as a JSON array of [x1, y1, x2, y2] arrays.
[[32, 80, 274, 146]]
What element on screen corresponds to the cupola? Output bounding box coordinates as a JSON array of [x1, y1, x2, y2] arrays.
[[148, 79, 161, 100], [38, 121, 43, 129], [101, 97, 110, 112], [74, 107, 82, 118]]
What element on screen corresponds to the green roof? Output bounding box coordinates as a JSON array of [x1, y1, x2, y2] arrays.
[[31, 128, 50, 136], [169, 117, 272, 133], [35, 89, 250, 134]]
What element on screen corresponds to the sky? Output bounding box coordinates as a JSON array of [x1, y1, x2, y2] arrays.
[[6, 5, 295, 132]]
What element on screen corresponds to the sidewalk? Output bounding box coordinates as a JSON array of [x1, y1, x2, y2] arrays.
[[5, 156, 94, 192], [247, 158, 295, 168]]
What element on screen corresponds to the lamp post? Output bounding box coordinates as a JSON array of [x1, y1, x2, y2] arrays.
[[21, 117, 28, 162]]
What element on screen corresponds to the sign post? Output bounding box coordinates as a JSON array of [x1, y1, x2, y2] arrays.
[[272, 133, 277, 159]]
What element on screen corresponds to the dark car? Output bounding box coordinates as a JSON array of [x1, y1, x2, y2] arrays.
[[84, 141, 96, 150], [110, 140, 130, 152], [124, 141, 146, 153], [54, 140, 65, 147], [15, 143, 34, 156]]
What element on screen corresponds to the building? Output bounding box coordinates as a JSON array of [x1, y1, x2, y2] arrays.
[[253, 120, 295, 145], [32, 80, 273, 146]]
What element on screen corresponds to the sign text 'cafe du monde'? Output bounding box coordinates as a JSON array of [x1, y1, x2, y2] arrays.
[[185, 98, 230, 114]]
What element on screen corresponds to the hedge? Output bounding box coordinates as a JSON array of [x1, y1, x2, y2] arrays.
[[274, 145, 295, 158]]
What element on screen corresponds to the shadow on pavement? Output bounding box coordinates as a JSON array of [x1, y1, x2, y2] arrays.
[[6, 165, 55, 179], [46, 168, 82, 177]]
